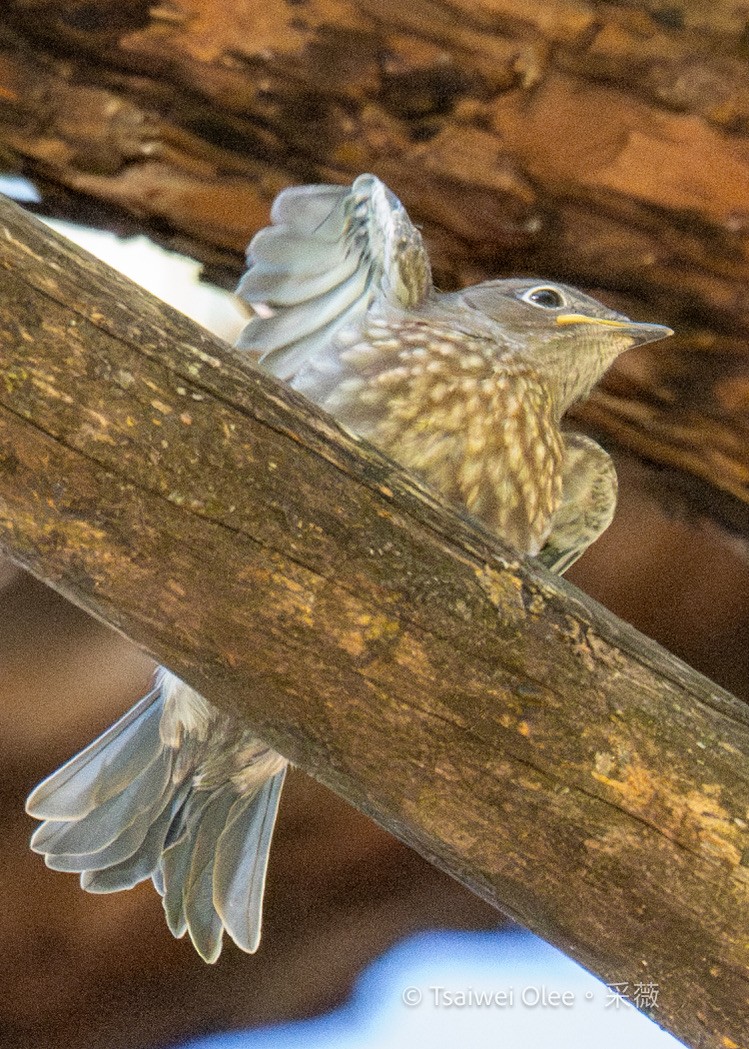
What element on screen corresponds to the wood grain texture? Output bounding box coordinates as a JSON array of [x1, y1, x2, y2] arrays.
[[2, 0, 749, 542], [0, 193, 747, 1047]]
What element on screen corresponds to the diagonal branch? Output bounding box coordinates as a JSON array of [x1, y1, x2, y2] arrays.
[[0, 195, 747, 1049]]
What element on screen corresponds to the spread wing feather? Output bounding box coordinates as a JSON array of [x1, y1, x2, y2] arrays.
[[236, 173, 432, 380]]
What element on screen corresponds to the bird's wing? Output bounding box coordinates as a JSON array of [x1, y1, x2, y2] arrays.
[[537, 433, 618, 575], [235, 173, 432, 380], [536, 540, 587, 576]]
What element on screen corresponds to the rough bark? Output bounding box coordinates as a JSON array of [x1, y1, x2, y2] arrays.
[[2, 0, 749, 543], [0, 191, 747, 1048]]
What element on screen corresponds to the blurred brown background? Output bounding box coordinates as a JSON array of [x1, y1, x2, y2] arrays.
[[2, 449, 748, 1049]]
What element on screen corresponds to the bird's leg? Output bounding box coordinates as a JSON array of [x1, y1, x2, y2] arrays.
[[537, 433, 618, 575]]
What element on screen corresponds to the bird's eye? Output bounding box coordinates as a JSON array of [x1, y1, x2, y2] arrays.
[[521, 286, 566, 309]]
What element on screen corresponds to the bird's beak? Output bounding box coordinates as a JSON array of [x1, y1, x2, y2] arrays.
[[555, 314, 673, 347]]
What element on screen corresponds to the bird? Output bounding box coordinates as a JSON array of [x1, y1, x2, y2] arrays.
[[26, 174, 672, 962]]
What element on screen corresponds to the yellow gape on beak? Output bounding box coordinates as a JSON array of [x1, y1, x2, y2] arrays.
[[555, 313, 673, 342], [555, 313, 634, 327]]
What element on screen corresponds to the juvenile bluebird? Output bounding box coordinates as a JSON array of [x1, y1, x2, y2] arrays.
[[26, 175, 672, 961]]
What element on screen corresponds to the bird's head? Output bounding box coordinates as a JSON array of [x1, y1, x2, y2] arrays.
[[458, 278, 672, 413]]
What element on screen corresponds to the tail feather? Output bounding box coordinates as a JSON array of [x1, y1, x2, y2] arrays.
[[214, 767, 286, 953], [25, 685, 163, 821], [43, 767, 181, 874], [152, 864, 165, 897], [182, 788, 238, 963], [27, 673, 288, 961], [80, 783, 191, 893], [29, 747, 171, 858], [161, 833, 194, 939]]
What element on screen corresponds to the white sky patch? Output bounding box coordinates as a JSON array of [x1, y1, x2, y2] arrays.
[[181, 929, 683, 1049], [0, 173, 42, 203], [42, 218, 248, 344]]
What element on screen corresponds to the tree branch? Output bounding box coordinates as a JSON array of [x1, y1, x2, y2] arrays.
[[0, 196, 747, 1049]]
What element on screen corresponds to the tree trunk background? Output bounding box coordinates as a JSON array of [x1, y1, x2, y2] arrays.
[[2, 4, 749, 1049], [2, 0, 749, 541]]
